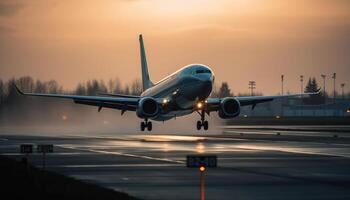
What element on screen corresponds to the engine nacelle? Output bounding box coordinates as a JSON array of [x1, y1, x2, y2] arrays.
[[218, 97, 240, 119], [136, 97, 160, 118]]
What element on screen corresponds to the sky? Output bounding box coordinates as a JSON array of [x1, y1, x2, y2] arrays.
[[0, 0, 349, 95]]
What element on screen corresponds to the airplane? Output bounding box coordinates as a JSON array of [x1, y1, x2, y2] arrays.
[[15, 34, 319, 131]]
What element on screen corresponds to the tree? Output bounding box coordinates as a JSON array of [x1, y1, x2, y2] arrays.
[[98, 80, 108, 93], [47, 80, 59, 93], [303, 77, 323, 105], [18, 76, 35, 92], [124, 85, 130, 95], [0, 79, 3, 105], [5, 78, 18, 105], [86, 80, 98, 96], [217, 82, 233, 98], [304, 77, 319, 93], [108, 78, 122, 94], [75, 83, 86, 95], [34, 80, 48, 93], [130, 79, 142, 95]]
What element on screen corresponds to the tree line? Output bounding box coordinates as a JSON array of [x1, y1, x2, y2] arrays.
[[0, 76, 347, 108]]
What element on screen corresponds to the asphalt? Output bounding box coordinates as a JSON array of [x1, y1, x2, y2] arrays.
[[1, 126, 350, 200]]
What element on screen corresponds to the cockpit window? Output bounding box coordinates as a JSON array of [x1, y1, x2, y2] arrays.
[[196, 69, 211, 74]]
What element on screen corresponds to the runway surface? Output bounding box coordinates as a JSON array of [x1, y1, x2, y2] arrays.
[[1, 126, 350, 200]]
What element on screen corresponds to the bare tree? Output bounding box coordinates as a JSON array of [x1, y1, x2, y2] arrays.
[[124, 85, 130, 95], [47, 80, 59, 93], [18, 76, 35, 92], [34, 80, 48, 93], [98, 80, 108, 93], [75, 83, 86, 95], [130, 79, 142, 95], [0, 79, 3, 105]]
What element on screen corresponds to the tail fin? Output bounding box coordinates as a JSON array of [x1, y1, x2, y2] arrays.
[[139, 34, 153, 91]]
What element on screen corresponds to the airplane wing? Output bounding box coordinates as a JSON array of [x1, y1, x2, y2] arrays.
[[97, 92, 140, 98], [14, 85, 139, 112], [206, 92, 320, 111]]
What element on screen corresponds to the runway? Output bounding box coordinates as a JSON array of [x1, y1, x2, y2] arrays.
[[1, 126, 350, 200]]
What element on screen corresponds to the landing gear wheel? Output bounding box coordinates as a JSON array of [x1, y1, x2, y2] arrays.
[[196, 121, 202, 130], [140, 122, 145, 131], [203, 121, 209, 130], [147, 122, 152, 131], [196, 109, 209, 131]]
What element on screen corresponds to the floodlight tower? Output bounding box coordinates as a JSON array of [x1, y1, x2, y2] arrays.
[[281, 75, 284, 95], [341, 83, 345, 99], [248, 81, 256, 96], [332, 73, 336, 104], [321, 74, 326, 96], [281, 75, 284, 116], [300, 75, 304, 94]]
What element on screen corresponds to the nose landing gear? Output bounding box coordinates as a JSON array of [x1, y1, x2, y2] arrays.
[[141, 119, 152, 131], [196, 110, 209, 131]]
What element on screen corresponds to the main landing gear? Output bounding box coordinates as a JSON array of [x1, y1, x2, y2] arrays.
[[140, 119, 152, 131], [196, 110, 209, 131]]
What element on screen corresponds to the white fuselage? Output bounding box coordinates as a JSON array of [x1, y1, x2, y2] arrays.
[[141, 64, 214, 121]]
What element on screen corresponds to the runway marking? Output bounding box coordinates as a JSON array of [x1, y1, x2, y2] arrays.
[[0, 152, 98, 156], [57, 145, 185, 164], [53, 163, 183, 168]]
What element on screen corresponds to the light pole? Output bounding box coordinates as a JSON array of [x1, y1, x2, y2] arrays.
[[281, 75, 284, 95], [248, 81, 256, 96], [332, 73, 336, 103], [341, 83, 345, 99], [332, 73, 336, 116], [300, 75, 304, 94], [321, 74, 326, 97], [281, 75, 284, 116], [300, 75, 304, 116], [321, 74, 327, 115]]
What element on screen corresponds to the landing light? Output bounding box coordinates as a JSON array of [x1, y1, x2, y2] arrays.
[[197, 102, 203, 109], [199, 166, 206, 172], [162, 98, 169, 104], [275, 115, 281, 119], [346, 109, 350, 113]]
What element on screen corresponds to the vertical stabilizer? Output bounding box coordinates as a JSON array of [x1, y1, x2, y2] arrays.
[[139, 34, 153, 91]]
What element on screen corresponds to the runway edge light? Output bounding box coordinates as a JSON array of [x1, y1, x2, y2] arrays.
[[186, 155, 217, 200]]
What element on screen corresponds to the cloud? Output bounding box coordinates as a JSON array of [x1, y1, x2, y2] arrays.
[[0, 1, 23, 17]]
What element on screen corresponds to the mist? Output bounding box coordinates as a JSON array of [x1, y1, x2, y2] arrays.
[[0, 99, 223, 136]]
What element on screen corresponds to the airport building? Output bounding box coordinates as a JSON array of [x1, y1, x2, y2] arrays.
[[240, 98, 350, 117]]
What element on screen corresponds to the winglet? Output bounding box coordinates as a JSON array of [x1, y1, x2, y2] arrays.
[[14, 84, 24, 95]]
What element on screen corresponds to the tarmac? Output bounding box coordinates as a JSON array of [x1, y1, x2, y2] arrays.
[[1, 126, 350, 200]]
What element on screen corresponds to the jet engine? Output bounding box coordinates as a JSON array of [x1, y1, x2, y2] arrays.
[[136, 97, 160, 118], [218, 97, 240, 119]]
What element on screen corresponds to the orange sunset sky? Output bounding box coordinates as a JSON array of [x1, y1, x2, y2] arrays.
[[0, 0, 349, 95]]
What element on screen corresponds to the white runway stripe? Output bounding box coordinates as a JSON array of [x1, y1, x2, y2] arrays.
[[57, 145, 185, 164]]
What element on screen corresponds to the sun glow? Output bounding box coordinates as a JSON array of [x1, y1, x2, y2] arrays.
[[196, 143, 205, 153]]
